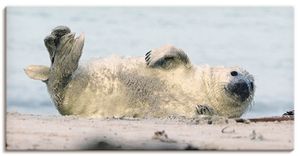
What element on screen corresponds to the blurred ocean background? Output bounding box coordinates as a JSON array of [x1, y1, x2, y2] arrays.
[[6, 7, 293, 118]]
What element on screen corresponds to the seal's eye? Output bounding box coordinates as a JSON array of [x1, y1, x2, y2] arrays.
[[230, 71, 238, 77]]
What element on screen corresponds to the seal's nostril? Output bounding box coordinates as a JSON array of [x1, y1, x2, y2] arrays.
[[250, 82, 254, 90], [230, 71, 238, 76]]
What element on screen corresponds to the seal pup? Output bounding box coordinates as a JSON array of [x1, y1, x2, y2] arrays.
[[25, 26, 255, 118]]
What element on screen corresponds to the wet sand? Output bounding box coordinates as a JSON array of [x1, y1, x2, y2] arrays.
[[5, 112, 294, 150]]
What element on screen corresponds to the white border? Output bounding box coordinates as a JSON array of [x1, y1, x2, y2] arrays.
[[0, 0, 297, 6], [0, 0, 298, 155]]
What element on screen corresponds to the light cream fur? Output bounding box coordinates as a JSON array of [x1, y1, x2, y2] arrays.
[[59, 55, 254, 118]]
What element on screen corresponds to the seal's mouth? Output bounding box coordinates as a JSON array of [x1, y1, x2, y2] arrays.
[[225, 80, 254, 102]]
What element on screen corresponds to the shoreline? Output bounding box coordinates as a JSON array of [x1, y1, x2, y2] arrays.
[[5, 112, 294, 150]]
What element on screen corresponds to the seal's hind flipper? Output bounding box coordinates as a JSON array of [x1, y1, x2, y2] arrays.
[[40, 26, 85, 110], [145, 45, 191, 70], [54, 33, 85, 77], [24, 65, 50, 81], [44, 26, 85, 88], [44, 26, 71, 64]]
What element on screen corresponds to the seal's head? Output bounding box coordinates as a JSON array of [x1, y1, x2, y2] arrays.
[[225, 69, 255, 102], [201, 66, 255, 117]]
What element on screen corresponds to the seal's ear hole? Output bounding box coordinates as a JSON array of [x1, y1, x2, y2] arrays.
[[230, 71, 238, 77]]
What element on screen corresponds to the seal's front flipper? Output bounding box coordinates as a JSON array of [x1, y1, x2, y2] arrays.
[[196, 104, 215, 116], [24, 65, 50, 81], [145, 45, 191, 70]]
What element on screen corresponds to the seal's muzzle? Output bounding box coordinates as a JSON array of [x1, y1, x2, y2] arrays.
[[227, 79, 250, 102], [225, 71, 254, 102]]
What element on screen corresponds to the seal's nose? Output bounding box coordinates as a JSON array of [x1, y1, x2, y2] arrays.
[[228, 80, 250, 101]]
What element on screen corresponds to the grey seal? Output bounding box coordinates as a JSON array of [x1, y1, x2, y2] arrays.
[[25, 26, 255, 118]]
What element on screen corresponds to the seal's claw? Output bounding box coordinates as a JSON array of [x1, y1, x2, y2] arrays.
[[196, 104, 215, 116], [145, 50, 151, 65]]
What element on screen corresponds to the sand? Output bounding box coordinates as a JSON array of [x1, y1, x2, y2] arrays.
[[5, 112, 294, 151]]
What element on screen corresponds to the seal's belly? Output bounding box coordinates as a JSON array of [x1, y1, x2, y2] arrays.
[[60, 61, 200, 118]]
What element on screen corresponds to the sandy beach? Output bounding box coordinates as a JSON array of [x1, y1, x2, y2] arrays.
[[5, 112, 293, 150]]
